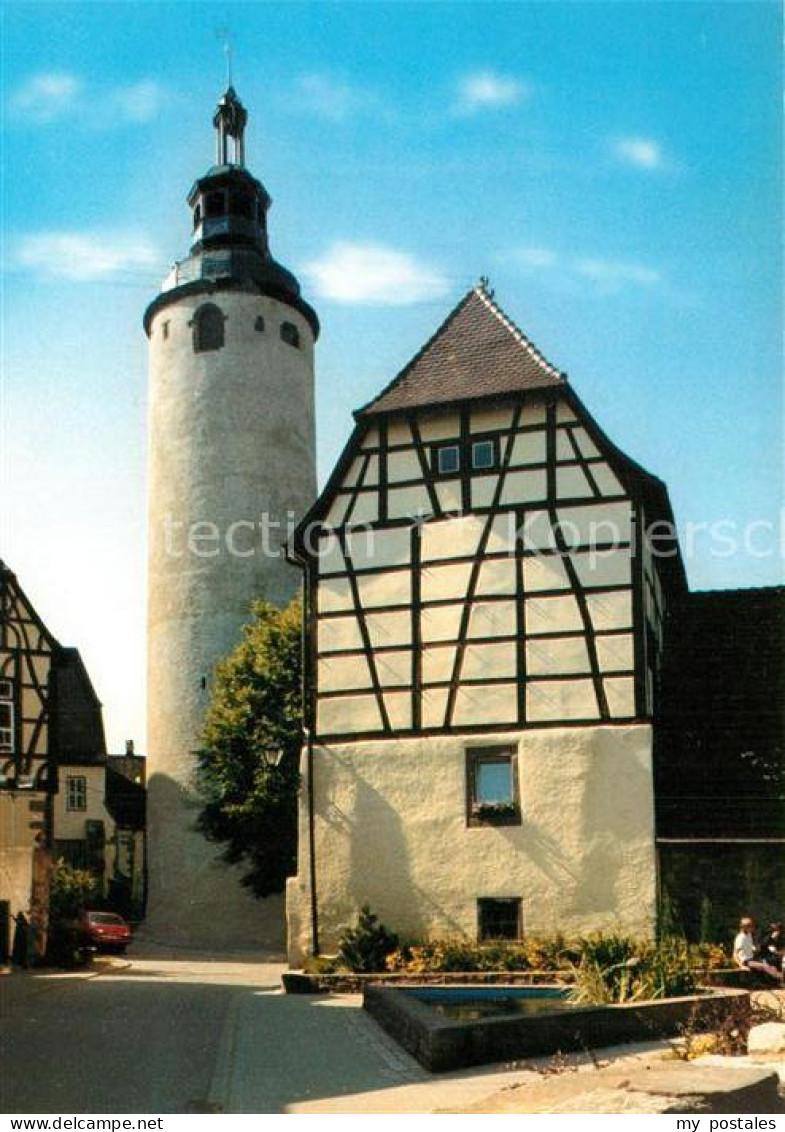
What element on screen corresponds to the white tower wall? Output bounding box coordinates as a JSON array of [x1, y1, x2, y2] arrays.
[[146, 290, 315, 949]]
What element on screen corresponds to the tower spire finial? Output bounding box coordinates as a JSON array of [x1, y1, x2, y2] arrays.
[[213, 84, 247, 167]]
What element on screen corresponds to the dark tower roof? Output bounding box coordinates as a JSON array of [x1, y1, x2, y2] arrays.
[[144, 88, 318, 337]]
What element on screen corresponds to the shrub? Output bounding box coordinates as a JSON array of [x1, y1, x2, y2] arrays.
[[338, 906, 398, 973], [48, 859, 100, 921], [569, 933, 697, 1005]]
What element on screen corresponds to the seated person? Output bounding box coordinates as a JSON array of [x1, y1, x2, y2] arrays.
[[733, 916, 784, 982], [760, 922, 785, 972]]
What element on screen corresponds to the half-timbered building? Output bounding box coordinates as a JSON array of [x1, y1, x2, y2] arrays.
[[286, 285, 685, 962]]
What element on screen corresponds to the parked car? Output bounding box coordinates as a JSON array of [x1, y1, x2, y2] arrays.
[[79, 911, 132, 953]]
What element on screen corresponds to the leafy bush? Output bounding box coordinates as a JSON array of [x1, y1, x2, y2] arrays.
[[49, 859, 100, 921], [338, 906, 398, 973], [385, 934, 578, 974]]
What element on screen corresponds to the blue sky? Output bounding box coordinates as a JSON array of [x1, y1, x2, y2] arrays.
[[1, 1, 781, 749]]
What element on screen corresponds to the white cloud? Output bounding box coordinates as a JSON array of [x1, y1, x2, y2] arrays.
[[512, 246, 560, 270], [304, 241, 450, 305], [573, 257, 661, 288], [291, 74, 370, 121], [17, 231, 160, 282], [458, 71, 529, 112], [10, 72, 165, 127], [11, 72, 82, 123], [612, 136, 664, 171], [111, 80, 165, 124]]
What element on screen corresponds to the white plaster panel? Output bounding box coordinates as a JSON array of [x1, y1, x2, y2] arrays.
[[325, 494, 351, 526], [343, 458, 364, 488], [520, 509, 557, 551], [596, 634, 634, 672], [388, 484, 432, 519], [557, 466, 594, 499], [471, 476, 498, 509], [421, 687, 449, 728], [527, 636, 590, 676], [357, 570, 411, 608], [383, 691, 412, 730], [523, 554, 570, 592], [317, 694, 382, 735], [347, 492, 379, 526], [318, 576, 353, 613], [422, 645, 458, 685], [592, 463, 624, 496], [375, 651, 412, 688], [557, 502, 632, 546], [467, 601, 516, 638], [500, 469, 548, 506], [318, 616, 363, 653], [470, 405, 515, 433], [525, 594, 584, 634], [556, 402, 579, 422], [417, 411, 460, 442], [421, 561, 472, 603], [527, 679, 598, 721], [435, 480, 463, 512], [363, 455, 380, 487], [510, 431, 546, 466], [349, 525, 411, 572], [421, 603, 464, 642], [387, 449, 424, 484], [477, 557, 516, 596], [360, 425, 380, 450], [571, 427, 600, 459], [453, 682, 517, 726], [604, 676, 636, 717], [519, 401, 547, 425], [462, 641, 516, 680], [316, 535, 347, 577], [586, 590, 633, 631], [573, 549, 631, 589], [385, 420, 411, 446], [318, 654, 373, 693], [421, 514, 484, 561], [366, 610, 412, 649], [556, 430, 576, 460]]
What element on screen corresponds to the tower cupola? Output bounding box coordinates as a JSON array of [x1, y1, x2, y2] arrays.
[[144, 87, 318, 338]]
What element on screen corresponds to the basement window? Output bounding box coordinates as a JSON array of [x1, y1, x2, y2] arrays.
[[478, 898, 522, 942], [434, 444, 460, 476], [466, 746, 520, 826]]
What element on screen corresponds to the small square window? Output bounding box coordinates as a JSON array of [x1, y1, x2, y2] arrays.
[[478, 897, 522, 942], [467, 746, 520, 826], [472, 439, 496, 470], [435, 444, 460, 476], [66, 775, 87, 812]]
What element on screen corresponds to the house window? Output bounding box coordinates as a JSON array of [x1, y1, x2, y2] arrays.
[[472, 439, 497, 470], [434, 444, 460, 476], [66, 775, 87, 812], [478, 898, 522, 941], [280, 321, 300, 348], [0, 679, 14, 752], [192, 303, 225, 353], [466, 746, 520, 826]]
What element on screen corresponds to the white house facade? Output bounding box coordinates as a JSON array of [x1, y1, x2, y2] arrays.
[[286, 285, 685, 963]]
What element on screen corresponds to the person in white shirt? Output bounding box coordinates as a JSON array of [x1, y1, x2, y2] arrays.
[[733, 916, 783, 982]]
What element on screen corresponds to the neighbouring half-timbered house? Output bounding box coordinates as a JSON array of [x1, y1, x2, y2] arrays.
[[286, 285, 685, 962]]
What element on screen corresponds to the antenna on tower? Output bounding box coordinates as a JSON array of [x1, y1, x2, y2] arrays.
[[215, 25, 235, 88]]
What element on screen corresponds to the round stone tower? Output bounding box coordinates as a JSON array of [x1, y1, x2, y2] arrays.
[[144, 88, 318, 948]]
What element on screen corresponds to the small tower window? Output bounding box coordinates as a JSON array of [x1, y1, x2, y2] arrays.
[[231, 192, 255, 220], [280, 321, 300, 348], [254, 315, 265, 332], [205, 192, 226, 218], [192, 303, 225, 353], [193, 204, 202, 228], [162, 320, 170, 341]]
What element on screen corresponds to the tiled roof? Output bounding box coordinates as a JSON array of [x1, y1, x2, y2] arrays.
[[356, 286, 566, 417], [655, 586, 785, 839]]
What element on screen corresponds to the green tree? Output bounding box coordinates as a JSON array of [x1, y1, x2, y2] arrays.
[[49, 859, 100, 921], [196, 598, 303, 897]]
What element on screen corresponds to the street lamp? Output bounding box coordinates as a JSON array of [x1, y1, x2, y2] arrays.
[[259, 744, 284, 768]]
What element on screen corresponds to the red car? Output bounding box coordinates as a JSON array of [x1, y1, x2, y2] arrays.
[[79, 911, 132, 953]]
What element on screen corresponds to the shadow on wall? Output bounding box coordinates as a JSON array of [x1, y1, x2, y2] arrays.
[[145, 771, 286, 953]]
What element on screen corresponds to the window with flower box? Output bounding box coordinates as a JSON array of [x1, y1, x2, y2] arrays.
[[466, 746, 521, 826]]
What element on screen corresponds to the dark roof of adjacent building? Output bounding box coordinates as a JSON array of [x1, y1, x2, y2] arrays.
[[655, 586, 785, 839], [106, 757, 146, 830], [356, 286, 566, 418], [51, 647, 107, 765]]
